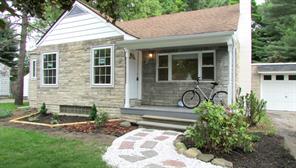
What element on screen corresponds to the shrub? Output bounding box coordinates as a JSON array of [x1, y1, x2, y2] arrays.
[[39, 103, 48, 116], [50, 113, 59, 125], [95, 110, 108, 128], [0, 110, 12, 118], [89, 104, 97, 120], [185, 101, 253, 153], [236, 88, 267, 126]]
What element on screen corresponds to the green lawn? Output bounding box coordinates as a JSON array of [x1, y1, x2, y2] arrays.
[[0, 127, 109, 168], [0, 102, 29, 118]]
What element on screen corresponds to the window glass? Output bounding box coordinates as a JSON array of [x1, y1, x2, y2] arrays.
[[159, 56, 168, 67], [43, 54, 57, 85], [158, 55, 168, 81], [276, 75, 284, 80], [263, 75, 272, 80], [202, 67, 214, 80], [202, 52, 214, 65], [93, 47, 112, 85], [288, 75, 296, 80], [172, 54, 198, 80]]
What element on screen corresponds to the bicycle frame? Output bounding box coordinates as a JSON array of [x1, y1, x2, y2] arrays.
[[194, 84, 215, 100]]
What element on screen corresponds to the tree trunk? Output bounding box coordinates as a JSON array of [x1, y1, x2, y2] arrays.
[[15, 12, 28, 105]]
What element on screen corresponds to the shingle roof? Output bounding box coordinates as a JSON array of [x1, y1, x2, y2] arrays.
[[116, 4, 240, 39], [257, 64, 296, 72]]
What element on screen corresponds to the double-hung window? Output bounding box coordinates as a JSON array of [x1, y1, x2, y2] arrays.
[[157, 51, 215, 82], [30, 59, 37, 80], [41, 53, 58, 86], [91, 46, 114, 86]]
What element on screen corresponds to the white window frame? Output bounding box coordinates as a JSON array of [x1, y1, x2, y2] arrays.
[[40, 52, 59, 87], [91, 45, 114, 87], [156, 50, 216, 82], [30, 59, 37, 80]]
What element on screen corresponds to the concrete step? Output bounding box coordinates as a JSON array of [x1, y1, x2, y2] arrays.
[[142, 115, 196, 123], [137, 120, 187, 131]]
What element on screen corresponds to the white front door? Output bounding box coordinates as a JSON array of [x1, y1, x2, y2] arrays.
[[261, 74, 296, 111], [129, 53, 138, 99]]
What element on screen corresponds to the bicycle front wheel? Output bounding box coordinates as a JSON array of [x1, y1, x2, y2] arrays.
[[182, 90, 201, 109], [211, 91, 228, 106]]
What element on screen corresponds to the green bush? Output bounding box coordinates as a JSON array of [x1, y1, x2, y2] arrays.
[[95, 110, 108, 128], [0, 110, 12, 118], [236, 88, 267, 126], [185, 101, 253, 153], [89, 104, 97, 120], [50, 113, 59, 125], [39, 103, 48, 116]]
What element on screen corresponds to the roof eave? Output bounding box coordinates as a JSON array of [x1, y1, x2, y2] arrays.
[[117, 31, 235, 49]]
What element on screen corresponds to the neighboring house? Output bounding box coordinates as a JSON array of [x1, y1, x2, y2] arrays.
[[252, 63, 296, 112], [23, 74, 29, 99], [0, 63, 10, 97], [29, 0, 252, 121]]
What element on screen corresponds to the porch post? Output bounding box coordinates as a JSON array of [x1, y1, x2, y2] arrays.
[[124, 48, 130, 108], [227, 40, 234, 105], [137, 50, 142, 100]]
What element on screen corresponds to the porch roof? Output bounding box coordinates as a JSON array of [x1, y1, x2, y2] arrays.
[[117, 31, 234, 49]]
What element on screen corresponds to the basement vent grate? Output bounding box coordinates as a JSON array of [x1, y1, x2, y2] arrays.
[[60, 105, 91, 115]]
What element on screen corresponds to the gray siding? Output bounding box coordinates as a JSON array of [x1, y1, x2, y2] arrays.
[[141, 46, 229, 106]]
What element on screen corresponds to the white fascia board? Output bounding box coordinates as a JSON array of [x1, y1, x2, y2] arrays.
[[258, 71, 296, 74], [252, 62, 296, 66], [117, 31, 234, 49]]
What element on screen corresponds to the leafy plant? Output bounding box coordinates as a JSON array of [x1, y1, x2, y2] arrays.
[[95, 110, 108, 128], [50, 113, 59, 125], [236, 88, 267, 126], [39, 103, 48, 116], [28, 115, 39, 122], [89, 104, 97, 120], [0, 110, 12, 118], [185, 101, 253, 153]]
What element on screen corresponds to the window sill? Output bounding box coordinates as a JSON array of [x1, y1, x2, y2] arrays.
[[91, 84, 114, 88], [40, 84, 59, 88]]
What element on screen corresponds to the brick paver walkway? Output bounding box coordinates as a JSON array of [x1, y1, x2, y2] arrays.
[[103, 128, 221, 168]]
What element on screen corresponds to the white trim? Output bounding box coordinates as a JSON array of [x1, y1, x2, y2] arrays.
[[40, 52, 59, 87], [227, 40, 234, 104], [90, 45, 115, 87], [124, 48, 130, 108], [30, 59, 37, 80], [137, 51, 142, 100], [252, 62, 296, 66], [155, 50, 216, 83], [258, 71, 296, 74]]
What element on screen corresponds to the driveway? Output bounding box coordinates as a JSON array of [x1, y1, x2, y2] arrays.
[[268, 111, 296, 159]]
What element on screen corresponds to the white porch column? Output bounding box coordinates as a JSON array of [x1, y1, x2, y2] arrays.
[[227, 40, 234, 104], [124, 48, 130, 108], [137, 50, 142, 100]]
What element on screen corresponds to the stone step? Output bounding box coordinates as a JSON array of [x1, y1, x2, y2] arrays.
[[142, 115, 196, 123], [137, 121, 187, 131]]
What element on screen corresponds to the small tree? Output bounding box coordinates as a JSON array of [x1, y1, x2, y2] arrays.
[[39, 103, 47, 115], [89, 104, 97, 120]]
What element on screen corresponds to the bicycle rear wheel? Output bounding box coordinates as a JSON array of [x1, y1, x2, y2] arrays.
[[211, 91, 228, 106], [182, 90, 201, 109]]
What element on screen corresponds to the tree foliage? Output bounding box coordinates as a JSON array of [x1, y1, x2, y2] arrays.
[[0, 18, 18, 67]]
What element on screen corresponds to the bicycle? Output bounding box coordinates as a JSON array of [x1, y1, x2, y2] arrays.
[[181, 77, 228, 109]]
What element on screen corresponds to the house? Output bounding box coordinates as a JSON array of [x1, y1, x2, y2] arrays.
[[252, 63, 296, 112], [0, 63, 10, 97], [23, 74, 29, 99], [29, 0, 252, 124]]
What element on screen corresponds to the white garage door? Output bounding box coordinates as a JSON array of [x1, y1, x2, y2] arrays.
[[261, 74, 296, 111]]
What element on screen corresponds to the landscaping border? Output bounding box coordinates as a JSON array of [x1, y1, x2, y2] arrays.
[[9, 112, 120, 128]]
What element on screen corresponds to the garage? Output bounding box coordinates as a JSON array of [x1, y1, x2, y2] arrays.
[[254, 63, 296, 111]]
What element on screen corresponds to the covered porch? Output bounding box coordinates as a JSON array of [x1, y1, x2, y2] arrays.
[[118, 31, 237, 119]]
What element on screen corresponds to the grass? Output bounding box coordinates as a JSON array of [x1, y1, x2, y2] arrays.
[[249, 112, 277, 136], [0, 102, 29, 118], [0, 126, 109, 168]]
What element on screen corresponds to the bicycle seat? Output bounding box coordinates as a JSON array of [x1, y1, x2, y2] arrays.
[[211, 82, 218, 86]]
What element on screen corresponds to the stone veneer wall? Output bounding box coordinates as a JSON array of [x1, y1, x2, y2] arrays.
[[251, 65, 261, 98], [141, 46, 229, 106], [29, 36, 125, 117]]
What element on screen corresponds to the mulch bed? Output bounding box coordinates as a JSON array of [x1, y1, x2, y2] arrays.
[[182, 133, 296, 168], [20, 113, 91, 124], [64, 120, 138, 137]]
